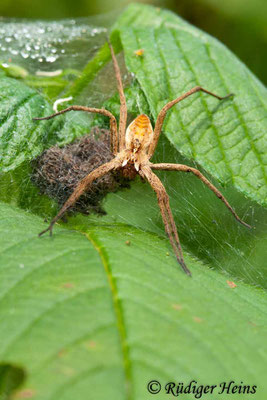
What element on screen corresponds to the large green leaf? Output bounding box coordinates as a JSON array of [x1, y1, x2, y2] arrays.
[[0, 77, 53, 171], [114, 4, 267, 206], [0, 4, 266, 400], [0, 202, 267, 400], [0, 76, 106, 172]]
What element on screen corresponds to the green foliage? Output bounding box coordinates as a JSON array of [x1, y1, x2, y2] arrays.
[[0, 4, 266, 399], [0, 77, 53, 171], [0, 77, 99, 172], [1, 0, 267, 84], [0, 202, 267, 400], [115, 4, 267, 206]]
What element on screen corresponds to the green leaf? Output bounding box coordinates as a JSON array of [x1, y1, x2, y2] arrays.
[[0, 201, 267, 400], [0, 77, 102, 172], [0, 5, 266, 399], [0, 77, 52, 171], [114, 4, 267, 206]]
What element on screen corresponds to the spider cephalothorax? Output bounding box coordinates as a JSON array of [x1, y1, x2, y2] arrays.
[[34, 41, 250, 276]]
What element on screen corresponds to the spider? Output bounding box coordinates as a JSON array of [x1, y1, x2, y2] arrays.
[[34, 41, 250, 276]]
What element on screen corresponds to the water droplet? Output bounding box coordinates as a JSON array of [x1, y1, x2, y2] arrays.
[[0, 20, 107, 68], [46, 55, 57, 62], [21, 51, 29, 59], [10, 48, 19, 55]]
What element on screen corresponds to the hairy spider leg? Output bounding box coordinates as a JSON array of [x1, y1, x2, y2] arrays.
[[149, 86, 233, 158], [33, 106, 118, 154], [34, 42, 250, 276], [38, 160, 119, 237], [140, 165, 191, 275], [108, 40, 127, 151], [151, 163, 251, 229]]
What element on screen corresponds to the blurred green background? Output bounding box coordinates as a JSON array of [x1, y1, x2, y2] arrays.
[[0, 0, 266, 85]]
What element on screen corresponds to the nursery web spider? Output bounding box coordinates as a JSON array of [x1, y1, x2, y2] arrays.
[[34, 41, 250, 276]]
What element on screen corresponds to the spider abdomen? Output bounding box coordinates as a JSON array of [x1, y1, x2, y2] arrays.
[[125, 114, 153, 153], [123, 114, 154, 171]]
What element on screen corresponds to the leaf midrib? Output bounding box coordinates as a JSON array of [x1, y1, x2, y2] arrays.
[[85, 231, 132, 400]]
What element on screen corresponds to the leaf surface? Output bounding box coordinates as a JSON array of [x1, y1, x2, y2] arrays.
[[114, 4, 267, 206], [0, 5, 266, 400], [0, 202, 266, 400]]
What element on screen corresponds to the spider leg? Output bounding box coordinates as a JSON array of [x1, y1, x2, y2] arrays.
[[151, 163, 251, 229], [33, 105, 118, 155], [108, 40, 127, 151], [39, 159, 120, 237], [140, 165, 191, 276], [149, 86, 233, 158]]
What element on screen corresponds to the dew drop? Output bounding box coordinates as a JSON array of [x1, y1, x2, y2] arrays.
[[46, 55, 57, 62], [21, 51, 29, 59], [10, 48, 19, 55], [0, 20, 107, 68]]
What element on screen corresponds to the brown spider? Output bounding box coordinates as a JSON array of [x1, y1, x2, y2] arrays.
[[34, 42, 250, 276]]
